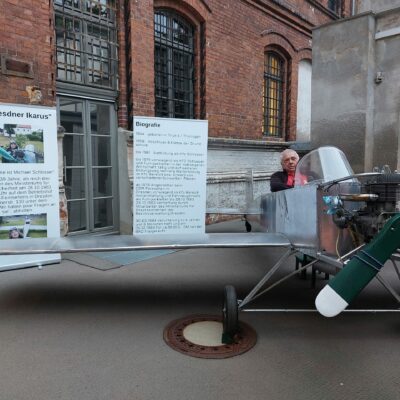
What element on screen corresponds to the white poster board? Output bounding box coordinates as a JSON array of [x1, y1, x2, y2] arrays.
[[0, 104, 61, 270], [133, 117, 208, 234]]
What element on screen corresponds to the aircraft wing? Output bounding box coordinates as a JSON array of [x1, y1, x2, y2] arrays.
[[0, 232, 291, 255], [206, 207, 261, 215]]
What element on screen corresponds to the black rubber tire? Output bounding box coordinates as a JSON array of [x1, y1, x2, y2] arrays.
[[222, 285, 239, 336], [245, 220, 252, 232]]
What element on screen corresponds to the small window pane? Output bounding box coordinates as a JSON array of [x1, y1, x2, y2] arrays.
[[90, 103, 110, 135], [65, 168, 86, 199], [59, 99, 84, 133], [64, 135, 85, 166], [93, 198, 113, 228], [91, 137, 111, 166], [92, 167, 112, 197], [67, 200, 87, 232], [328, 0, 341, 14]]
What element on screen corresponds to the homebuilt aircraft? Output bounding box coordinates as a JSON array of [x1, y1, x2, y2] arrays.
[[1, 146, 400, 338]]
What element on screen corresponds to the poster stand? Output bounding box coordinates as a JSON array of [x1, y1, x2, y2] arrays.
[[133, 117, 208, 235], [0, 103, 61, 271]]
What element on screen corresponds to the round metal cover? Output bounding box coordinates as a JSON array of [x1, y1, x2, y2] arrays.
[[163, 314, 257, 359]]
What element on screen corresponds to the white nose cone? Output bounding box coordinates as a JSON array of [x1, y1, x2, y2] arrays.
[[315, 285, 349, 317]]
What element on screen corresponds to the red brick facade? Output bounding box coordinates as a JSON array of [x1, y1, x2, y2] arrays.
[[0, 0, 55, 106], [0, 0, 351, 141], [122, 0, 351, 141]]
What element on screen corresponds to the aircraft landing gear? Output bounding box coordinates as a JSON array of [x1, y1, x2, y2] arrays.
[[222, 285, 239, 343]]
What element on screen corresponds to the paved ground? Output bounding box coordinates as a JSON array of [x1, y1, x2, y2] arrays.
[[0, 220, 400, 400]]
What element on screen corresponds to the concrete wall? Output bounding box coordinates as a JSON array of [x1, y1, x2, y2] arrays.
[[206, 146, 281, 215], [207, 149, 280, 172], [311, 14, 376, 172], [356, 0, 400, 14], [312, 6, 400, 172], [372, 8, 400, 170], [118, 129, 133, 234]]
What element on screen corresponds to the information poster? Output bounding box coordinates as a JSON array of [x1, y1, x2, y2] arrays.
[[0, 103, 60, 270], [133, 117, 208, 234]]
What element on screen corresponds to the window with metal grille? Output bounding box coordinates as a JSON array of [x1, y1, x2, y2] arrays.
[[154, 10, 194, 119], [263, 52, 285, 137], [54, 0, 118, 89], [328, 0, 341, 15]]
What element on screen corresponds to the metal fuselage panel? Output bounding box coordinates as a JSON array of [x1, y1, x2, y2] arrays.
[[258, 185, 318, 253], [255, 184, 357, 258]]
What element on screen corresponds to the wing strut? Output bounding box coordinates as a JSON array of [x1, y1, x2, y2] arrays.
[[239, 248, 297, 309]]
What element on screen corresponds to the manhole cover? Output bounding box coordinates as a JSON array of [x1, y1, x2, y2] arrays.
[[163, 314, 257, 359]]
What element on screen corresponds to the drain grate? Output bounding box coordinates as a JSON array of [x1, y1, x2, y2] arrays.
[[163, 314, 257, 359]]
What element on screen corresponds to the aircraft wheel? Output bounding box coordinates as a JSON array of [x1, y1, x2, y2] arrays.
[[222, 285, 239, 337], [245, 220, 252, 232]]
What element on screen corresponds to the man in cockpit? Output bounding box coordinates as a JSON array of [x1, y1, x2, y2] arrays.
[[270, 149, 300, 192]]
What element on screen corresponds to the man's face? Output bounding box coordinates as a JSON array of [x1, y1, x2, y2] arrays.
[[10, 229, 19, 238], [282, 152, 298, 173]]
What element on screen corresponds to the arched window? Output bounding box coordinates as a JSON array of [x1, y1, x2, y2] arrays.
[[154, 10, 195, 118], [263, 52, 285, 137]]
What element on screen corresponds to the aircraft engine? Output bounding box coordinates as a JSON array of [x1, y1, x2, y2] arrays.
[[333, 174, 400, 241]]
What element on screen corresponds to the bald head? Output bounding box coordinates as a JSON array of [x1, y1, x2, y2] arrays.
[[280, 149, 299, 173]]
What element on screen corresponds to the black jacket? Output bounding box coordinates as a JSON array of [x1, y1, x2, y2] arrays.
[[270, 171, 294, 192]]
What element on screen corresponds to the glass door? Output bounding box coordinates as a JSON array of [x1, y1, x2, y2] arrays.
[[58, 97, 117, 234]]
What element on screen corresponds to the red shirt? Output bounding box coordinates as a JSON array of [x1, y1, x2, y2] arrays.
[[286, 171, 295, 187]]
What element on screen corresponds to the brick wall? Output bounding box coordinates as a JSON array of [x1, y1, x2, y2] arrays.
[[128, 0, 350, 140], [129, 0, 156, 118], [0, 0, 55, 106], [117, 1, 130, 128]]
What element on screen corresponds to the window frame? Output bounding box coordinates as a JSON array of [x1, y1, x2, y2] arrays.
[[54, 0, 118, 91], [263, 51, 286, 138], [154, 9, 195, 119]]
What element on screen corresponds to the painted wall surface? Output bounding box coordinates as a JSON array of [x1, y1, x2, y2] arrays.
[[296, 60, 312, 142]]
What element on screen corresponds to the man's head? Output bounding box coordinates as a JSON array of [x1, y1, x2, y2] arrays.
[[9, 141, 17, 148], [9, 227, 21, 239], [280, 149, 299, 173]]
